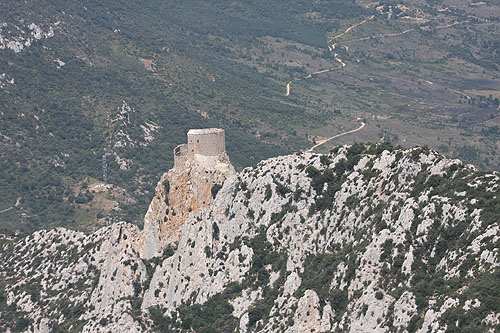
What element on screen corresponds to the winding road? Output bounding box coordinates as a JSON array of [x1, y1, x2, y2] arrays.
[[282, 13, 474, 151], [328, 15, 375, 44], [307, 121, 366, 152], [285, 67, 342, 96], [285, 16, 372, 97], [285, 14, 470, 97], [0, 207, 13, 214], [0, 197, 22, 214]]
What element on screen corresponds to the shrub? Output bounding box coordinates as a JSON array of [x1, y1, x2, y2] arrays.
[[264, 184, 272, 201], [212, 223, 219, 241], [211, 183, 223, 199], [275, 182, 291, 197], [320, 155, 331, 166]]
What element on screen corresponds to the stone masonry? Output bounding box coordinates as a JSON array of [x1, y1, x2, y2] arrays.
[[141, 128, 235, 259]]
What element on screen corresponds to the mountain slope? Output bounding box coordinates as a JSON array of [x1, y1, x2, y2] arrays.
[[0, 0, 297, 232], [1, 144, 499, 332], [2, 0, 500, 234]]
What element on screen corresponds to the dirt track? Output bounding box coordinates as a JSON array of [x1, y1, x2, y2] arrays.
[[285, 15, 468, 97], [0, 207, 13, 214], [307, 121, 366, 152], [285, 17, 371, 96]]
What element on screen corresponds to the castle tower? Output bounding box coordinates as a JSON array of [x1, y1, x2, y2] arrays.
[[174, 128, 227, 168], [187, 128, 225, 157], [142, 128, 234, 259]]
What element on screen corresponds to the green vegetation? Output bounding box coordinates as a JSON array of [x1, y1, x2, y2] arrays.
[[305, 144, 371, 212], [264, 184, 273, 201], [274, 182, 291, 197], [296, 249, 352, 321], [149, 228, 288, 331], [1, 0, 500, 234], [0, 278, 32, 333], [153, 290, 239, 332], [211, 183, 223, 199]]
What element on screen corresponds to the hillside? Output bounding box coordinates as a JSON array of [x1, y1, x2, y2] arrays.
[[1, 144, 499, 332], [1, 0, 499, 233]]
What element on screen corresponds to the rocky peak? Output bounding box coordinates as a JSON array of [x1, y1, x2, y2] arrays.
[[140, 128, 235, 259], [1, 143, 500, 333]]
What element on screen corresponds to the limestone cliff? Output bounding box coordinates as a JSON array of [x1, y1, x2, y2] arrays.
[[141, 129, 235, 259], [1, 143, 500, 333]]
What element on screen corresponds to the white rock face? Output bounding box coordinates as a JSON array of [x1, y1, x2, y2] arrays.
[[0, 22, 55, 53], [0, 73, 14, 90], [419, 298, 459, 333], [231, 288, 262, 332], [108, 101, 161, 149], [140, 130, 235, 259], [285, 290, 333, 333], [393, 291, 417, 329], [1, 144, 500, 332], [34, 318, 51, 333]]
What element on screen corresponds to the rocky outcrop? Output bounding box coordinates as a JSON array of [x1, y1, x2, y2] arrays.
[[1, 143, 500, 332], [107, 101, 161, 149], [140, 130, 235, 259], [0, 21, 56, 53]]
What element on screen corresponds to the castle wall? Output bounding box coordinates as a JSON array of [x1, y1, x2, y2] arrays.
[[187, 128, 225, 157], [173, 144, 188, 168]]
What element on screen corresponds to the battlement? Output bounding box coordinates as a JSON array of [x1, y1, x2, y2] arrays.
[[173, 143, 188, 168], [173, 128, 227, 168]]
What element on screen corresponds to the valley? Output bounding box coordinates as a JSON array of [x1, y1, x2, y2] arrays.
[[0, 0, 499, 236], [1, 1, 500, 332]]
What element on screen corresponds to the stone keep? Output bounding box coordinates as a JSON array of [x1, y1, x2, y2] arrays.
[[174, 128, 226, 167], [142, 128, 235, 259]]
